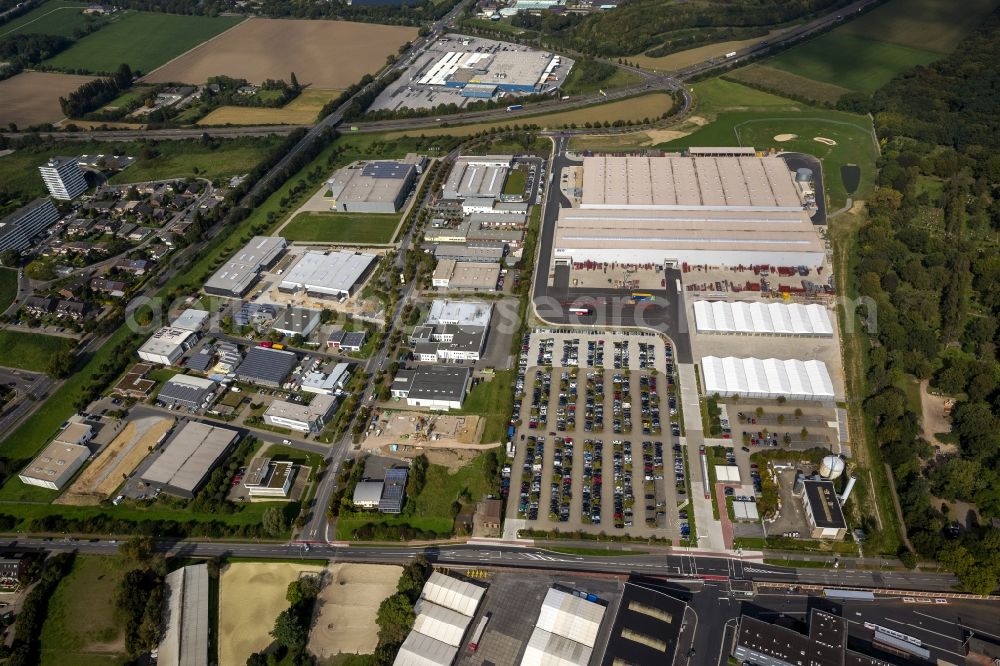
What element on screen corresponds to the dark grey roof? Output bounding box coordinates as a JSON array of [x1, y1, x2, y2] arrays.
[[601, 582, 686, 666], [157, 377, 215, 408], [343, 331, 366, 348], [235, 346, 297, 385], [185, 348, 214, 372], [393, 366, 470, 401], [361, 161, 416, 180], [736, 609, 854, 666], [379, 467, 408, 513], [804, 480, 846, 529]]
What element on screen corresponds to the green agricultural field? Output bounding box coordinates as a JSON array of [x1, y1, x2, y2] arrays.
[[39, 555, 128, 666], [561, 65, 643, 96], [0, 0, 92, 39], [765, 32, 939, 95], [0, 269, 17, 312], [724, 64, 852, 105], [45, 11, 244, 74], [658, 109, 877, 208], [281, 212, 401, 244], [0, 330, 73, 373], [838, 0, 1000, 54]]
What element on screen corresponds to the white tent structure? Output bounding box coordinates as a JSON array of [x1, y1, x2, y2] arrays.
[[413, 599, 473, 647], [521, 627, 593, 666], [534, 588, 604, 647], [701, 356, 835, 401], [394, 631, 459, 666], [693, 301, 833, 336], [419, 572, 486, 616]]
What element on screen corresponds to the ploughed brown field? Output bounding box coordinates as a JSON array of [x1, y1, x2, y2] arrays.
[[144, 17, 417, 88], [0, 71, 95, 127]]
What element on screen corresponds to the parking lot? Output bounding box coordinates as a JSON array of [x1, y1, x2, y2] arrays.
[[506, 331, 689, 540]]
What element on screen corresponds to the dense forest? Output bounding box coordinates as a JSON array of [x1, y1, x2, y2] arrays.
[[853, 11, 1000, 593]]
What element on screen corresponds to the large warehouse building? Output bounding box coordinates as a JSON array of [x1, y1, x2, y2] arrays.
[[326, 160, 418, 213], [157, 563, 209, 666], [553, 154, 824, 269], [419, 50, 566, 93], [137, 327, 197, 366], [278, 250, 378, 299], [141, 421, 240, 497], [204, 236, 287, 297], [701, 356, 835, 401], [443, 155, 512, 200]]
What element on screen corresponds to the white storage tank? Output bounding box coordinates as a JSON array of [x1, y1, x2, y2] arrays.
[[820, 455, 845, 480]]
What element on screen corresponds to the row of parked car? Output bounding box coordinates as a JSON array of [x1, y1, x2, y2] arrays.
[[517, 436, 545, 520]]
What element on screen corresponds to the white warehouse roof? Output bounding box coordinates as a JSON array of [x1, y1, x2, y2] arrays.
[[521, 627, 593, 666], [426, 299, 493, 327], [419, 572, 485, 616], [701, 356, 835, 401], [393, 631, 458, 666], [694, 301, 833, 336], [413, 599, 472, 647], [279, 250, 377, 296], [535, 588, 605, 648]]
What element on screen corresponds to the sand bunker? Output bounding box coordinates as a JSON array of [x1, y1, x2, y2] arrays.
[[814, 137, 837, 146], [774, 133, 798, 142], [309, 563, 402, 658]]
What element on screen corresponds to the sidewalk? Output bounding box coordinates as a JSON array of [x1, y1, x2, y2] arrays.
[[678, 362, 726, 551]]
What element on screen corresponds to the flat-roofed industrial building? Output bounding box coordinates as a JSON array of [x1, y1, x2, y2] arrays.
[[391, 366, 471, 410], [234, 346, 298, 388], [442, 155, 513, 200], [278, 250, 378, 299], [800, 479, 847, 540], [326, 160, 417, 213], [263, 393, 338, 433], [18, 433, 91, 490], [553, 154, 824, 269], [522, 587, 607, 666], [137, 327, 197, 366], [204, 236, 287, 297], [157, 563, 209, 666], [157, 374, 217, 411], [140, 421, 240, 498], [432, 259, 501, 291]]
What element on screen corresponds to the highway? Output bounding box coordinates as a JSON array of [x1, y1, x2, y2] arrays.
[[2, 0, 880, 144]]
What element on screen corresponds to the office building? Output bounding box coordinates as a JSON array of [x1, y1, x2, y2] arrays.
[[263, 393, 338, 433], [379, 468, 408, 514], [299, 362, 351, 396], [242, 458, 295, 499], [800, 479, 847, 540], [734, 609, 893, 666], [410, 323, 488, 362], [327, 329, 366, 352], [39, 156, 88, 200]]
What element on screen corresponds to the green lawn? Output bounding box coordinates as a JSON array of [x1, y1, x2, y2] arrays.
[[659, 109, 878, 208], [766, 32, 940, 95], [0, 330, 73, 373], [336, 448, 501, 540], [0, 0, 92, 39], [502, 168, 527, 196], [281, 212, 401, 244], [45, 11, 243, 75], [39, 555, 128, 666], [101, 85, 154, 110], [453, 370, 515, 444], [691, 78, 806, 117], [0, 269, 17, 312]]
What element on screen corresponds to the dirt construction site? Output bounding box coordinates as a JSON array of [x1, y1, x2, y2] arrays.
[[362, 411, 491, 455], [219, 562, 324, 665], [308, 563, 402, 659], [57, 416, 174, 505]]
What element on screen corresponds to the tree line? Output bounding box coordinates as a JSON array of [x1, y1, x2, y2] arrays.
[[852, 10, 1000, 594], [59, 63, 134, 118]]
